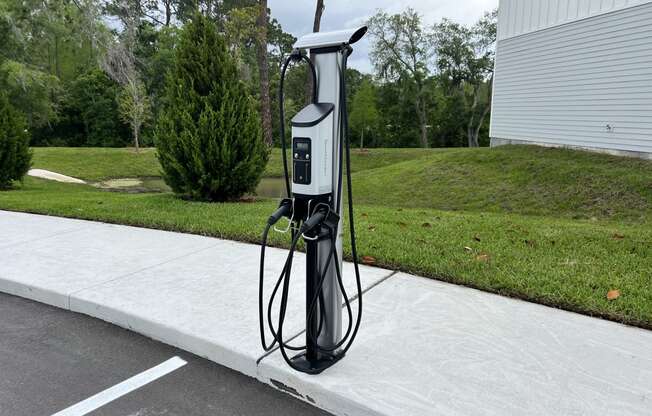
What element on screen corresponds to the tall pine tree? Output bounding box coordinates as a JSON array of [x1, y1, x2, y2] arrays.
[[155, 13, 268, 201], [0, 94, 32, 190]]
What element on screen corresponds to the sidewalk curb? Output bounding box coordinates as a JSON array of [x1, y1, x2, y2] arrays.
[[0, 278, 70, 310], [68, 296, 262, 378]]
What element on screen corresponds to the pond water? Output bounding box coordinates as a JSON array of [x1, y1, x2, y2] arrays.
[[254, 177, 286, 198], [93, 176, 287, 199]]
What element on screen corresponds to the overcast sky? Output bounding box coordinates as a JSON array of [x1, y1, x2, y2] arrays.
[[268, 0, 499, 73]]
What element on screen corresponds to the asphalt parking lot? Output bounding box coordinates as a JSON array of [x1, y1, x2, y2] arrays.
[[0, 292, 330, 416]]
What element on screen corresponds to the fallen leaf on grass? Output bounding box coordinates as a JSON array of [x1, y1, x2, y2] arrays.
[[368, 225, 376, 231], [361, 256, 376, 265], [475, 253, 490, 262], [473, 235, 481, 242], [398, 222, 408, 229], [613, 233, 625, 240], [607, 289, 621, 301], [422, 222, 432, 228], [524, 239, 537, 247], [464, 246, 473, 252], [361, 213, 368, 218]]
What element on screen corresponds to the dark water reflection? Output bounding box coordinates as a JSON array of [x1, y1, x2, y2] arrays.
[[254, 177, 286, 199]]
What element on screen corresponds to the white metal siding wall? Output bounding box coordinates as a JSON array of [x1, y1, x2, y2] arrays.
[[498, 0, 650, 40], [490, 3, 652, 154]]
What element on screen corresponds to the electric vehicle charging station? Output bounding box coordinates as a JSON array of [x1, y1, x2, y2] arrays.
[[259, 26, 367, 374]]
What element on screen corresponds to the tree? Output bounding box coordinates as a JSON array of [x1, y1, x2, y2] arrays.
[[222, 2, 281, 147], [118, 79, 150, 150], [368, 9, 434, 148], [101, 0, 152, 151], [375, 79, 422, 147], [135, 23, 179, 121], [349, 80, 379, 149], [431, 84, 467, 147], [223, 5, 258, 79], [434, 10, 497, 147], [267, 16, 296, 67], [69, 68, 129, 147], [0, 60, 61, 131], [0, 94, 32, 189], [255, 1, 273, 147], [466, 10, 497, 148], [155, 13, 268, 201]]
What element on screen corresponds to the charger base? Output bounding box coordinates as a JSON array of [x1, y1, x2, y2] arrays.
[[290, 352, 344, 375]]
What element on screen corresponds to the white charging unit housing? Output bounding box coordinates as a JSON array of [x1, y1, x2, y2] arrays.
[[291, 103, 335, 197]]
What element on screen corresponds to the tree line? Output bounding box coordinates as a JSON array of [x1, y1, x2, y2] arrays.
[[0, 0, 496, 149]]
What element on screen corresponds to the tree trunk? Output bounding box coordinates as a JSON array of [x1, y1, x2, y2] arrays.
[[54, 35, 61, 78], [305, 0, 325, 104], [133, 124, 140, 153], [419, 123, 429, 148], [467, 125, 479, 147], [164, 0, 171, 26], [415, 99, 429, 148], [469, 101, 491, 147], [256, 0, 273, 146], [360, 128, 364, 150], [467, 75, 493, 148]]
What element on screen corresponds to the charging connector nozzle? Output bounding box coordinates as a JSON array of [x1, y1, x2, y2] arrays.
[[268, 198, 293, 226], [301, 208, 328, 233]]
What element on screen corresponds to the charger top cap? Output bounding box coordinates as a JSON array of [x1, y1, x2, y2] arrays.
[[294, 26, 367, 50]]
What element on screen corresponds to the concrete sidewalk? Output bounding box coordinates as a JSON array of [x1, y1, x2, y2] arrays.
[[1, 210, 651, 415]]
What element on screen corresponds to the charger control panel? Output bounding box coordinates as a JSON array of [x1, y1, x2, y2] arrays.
[[290, 102, 334, 197], [293, 137, 311, 185]]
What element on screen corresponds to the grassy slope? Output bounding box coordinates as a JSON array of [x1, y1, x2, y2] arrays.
[[32, 148, 161, 181], [353, 145, 652, 222]]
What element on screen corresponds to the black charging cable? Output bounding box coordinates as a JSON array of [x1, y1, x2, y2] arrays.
[[338, 45, 364, 356], [304, 45, 363, 357], [259, 48, 320, 352], [279, 50, 318, 198]]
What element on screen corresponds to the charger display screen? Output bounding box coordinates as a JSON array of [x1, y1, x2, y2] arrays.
[[293, 137, 311, 185], [296, 142, 309, 151]]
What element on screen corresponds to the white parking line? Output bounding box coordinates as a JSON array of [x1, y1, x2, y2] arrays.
[[51, 356, 187, 416]]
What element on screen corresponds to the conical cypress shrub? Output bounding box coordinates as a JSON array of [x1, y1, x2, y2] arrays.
[[155, 14, 268, 201], [0, 94, 31, 190]]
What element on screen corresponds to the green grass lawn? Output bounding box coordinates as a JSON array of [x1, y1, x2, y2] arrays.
[[4, 145, 652, 329]]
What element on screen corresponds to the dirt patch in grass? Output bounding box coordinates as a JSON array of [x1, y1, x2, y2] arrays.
[[93, 177, 170, 194]]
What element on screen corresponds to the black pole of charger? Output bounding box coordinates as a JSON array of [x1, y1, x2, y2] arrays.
[[305, 237, 319, 363]]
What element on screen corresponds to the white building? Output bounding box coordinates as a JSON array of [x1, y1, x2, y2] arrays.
[[490, 0, 652, 158]]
